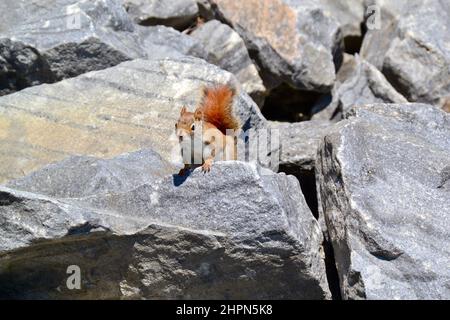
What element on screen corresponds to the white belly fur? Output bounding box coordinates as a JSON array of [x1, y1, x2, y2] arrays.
[[180, 133, 235, 164]]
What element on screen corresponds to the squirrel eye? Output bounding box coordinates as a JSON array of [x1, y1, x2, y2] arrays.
[[175, 123, 177, 129], [191, 124, 195, 131]]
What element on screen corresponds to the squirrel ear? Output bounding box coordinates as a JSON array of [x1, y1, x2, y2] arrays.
[[202, 86, 210, 98], [194, 108, 203, 120], [228, 84, 237, 98], [180, 106, 187, 115]]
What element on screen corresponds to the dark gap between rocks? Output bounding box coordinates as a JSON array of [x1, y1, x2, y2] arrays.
[[343, 23, 365, 55], [344, 35, 363, 55], [261, 83, 327, 122], [278, 166, 342, 299], [278, 166, 318, 219], [138, 16, 198, 31], [182, 15, 208, 35], [323, 238, 342, 300], [297, 171, 318, 219], [344, 22, 366, 55]]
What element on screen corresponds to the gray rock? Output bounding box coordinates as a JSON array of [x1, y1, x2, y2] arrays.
[[363, 0, 411, 21], [313, 55, 407, 121], [209, 0, 343, 92], [318, 0, 365, 41], [0, 0, 207, 96], [124, 0, 199, 30], [0, 39, 55, 95], [0, 0, 138, 95], [360, 0, 413, 66], [270, 119, 335, 235], [361, 0, 450, 109], [0, 157, 331, 299], [316, 102, 450, 299], [138, 25, 210, 61], [0, 1, 83, 33], [0, 57, 269, 182], [6, 149, 174, 198], [270, 120, 334, 173], [191, 20, 266, 106]]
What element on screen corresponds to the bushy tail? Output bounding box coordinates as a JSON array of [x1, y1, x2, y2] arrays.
[[196, 84, 240, 134]]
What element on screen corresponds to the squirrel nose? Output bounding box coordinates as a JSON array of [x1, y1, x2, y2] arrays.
[[178, 135, 183, 142]]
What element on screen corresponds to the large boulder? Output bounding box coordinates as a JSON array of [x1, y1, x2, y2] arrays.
[[124, 0, 199, 30], [0, 0, 140, 96], [316, 103, 450, 299], [0, 57, 268, 183], [208, 0, 344, 92], [0, 0, 207, 96], [0, 154, 331, 299], [190, 20, 266, 106], [313, 55, 407, 121], [361, 0, 450, 109]]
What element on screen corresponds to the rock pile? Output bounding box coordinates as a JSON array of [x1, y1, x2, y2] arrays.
[[0, 0, 449, 300]]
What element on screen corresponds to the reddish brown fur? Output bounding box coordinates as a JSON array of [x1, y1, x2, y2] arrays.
[[175, 85, 239, 174], [195, 85, 240, 134]]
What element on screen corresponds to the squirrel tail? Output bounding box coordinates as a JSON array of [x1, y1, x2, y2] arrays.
[[196, 84, 240, 134]]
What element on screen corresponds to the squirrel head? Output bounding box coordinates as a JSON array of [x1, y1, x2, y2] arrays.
[[175, 106, 197, 142]]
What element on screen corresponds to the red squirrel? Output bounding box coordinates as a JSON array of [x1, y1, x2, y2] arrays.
[[175, 84, 240, 175]]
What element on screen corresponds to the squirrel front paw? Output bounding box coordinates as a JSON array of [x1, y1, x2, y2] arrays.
[[202, 159, 213, 173]]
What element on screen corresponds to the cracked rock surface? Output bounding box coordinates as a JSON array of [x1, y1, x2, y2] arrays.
[[316, 103, 450, 299]]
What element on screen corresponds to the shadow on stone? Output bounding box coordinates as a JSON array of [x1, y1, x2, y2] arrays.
[[262, 83, 329, 122]]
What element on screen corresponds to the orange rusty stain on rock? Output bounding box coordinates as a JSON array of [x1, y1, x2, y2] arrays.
[[214, 0, 300, 61]]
